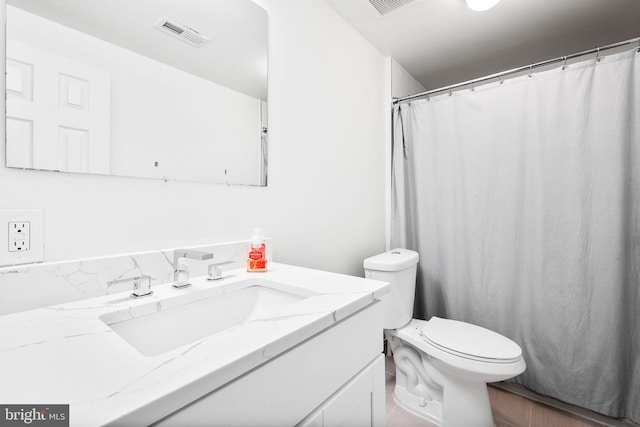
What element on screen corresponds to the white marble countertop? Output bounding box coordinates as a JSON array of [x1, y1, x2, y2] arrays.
[[0, 263, 389, 426]]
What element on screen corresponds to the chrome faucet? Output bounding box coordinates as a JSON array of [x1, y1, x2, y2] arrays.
[[173, 249, 214, 288]]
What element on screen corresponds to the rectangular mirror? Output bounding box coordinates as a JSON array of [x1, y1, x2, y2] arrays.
[[5, 0, 268, 186]]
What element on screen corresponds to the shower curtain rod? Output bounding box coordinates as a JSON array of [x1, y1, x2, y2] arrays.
[[393, 36, 640, 105]]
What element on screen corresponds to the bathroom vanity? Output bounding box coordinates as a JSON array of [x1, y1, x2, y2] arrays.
[[0, 263, 389, 426]]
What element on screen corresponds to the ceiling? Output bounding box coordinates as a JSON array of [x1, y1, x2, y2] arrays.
[[324, 0, 640, 92]]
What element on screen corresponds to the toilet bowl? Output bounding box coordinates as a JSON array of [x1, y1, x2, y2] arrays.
[[364, 249, 526, 427]]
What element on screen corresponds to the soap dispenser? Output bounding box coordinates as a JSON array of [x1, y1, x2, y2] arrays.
[[247, 228, 267, 272]]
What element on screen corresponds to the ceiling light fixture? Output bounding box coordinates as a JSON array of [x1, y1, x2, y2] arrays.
[[465, 0, 500, 12]]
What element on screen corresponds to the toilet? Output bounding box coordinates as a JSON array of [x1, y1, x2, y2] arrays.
[[364, 249, 526, 427]]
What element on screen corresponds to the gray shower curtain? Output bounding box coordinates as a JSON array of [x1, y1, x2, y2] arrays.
[[391, 49, 639, 422]]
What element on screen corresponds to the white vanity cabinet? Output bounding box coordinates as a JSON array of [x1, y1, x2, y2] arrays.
[[1, 263, 390, 427], [153, 301, 385, 427]]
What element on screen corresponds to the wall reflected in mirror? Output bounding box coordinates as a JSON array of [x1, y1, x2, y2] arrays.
[[5, 0, 268, 186]]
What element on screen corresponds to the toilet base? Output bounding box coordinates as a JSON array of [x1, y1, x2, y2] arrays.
[[393, 385, 443, 425], [388, 332, 498, 427], [391, 358, 496, 427]]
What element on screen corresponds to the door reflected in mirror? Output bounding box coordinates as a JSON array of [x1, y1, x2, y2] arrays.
[[5, 0, 268, 186]]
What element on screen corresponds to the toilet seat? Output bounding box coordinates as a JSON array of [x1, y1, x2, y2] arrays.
[[396, 317, 522, 364]]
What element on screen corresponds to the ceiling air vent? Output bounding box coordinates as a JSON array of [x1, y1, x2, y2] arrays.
[[154, 17, 210, 47], [368, 0, 417, 16]]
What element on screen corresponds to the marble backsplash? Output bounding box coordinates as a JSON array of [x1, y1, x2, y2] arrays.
[[0, 240, 269, 316]]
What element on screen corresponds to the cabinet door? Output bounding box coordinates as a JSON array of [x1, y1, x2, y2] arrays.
[[323, 372, 373, 426], [298, 355, 385, 427]]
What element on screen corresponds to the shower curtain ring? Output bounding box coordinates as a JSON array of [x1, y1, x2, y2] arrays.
[[596, 47, 601, 62], [562, 56, 568, 70], [528, 65, 533, 78]]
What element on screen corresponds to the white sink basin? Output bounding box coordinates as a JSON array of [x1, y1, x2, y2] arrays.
[[102, 283, 306, 356]]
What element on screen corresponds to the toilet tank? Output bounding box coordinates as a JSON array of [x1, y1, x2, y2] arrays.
[[363, 249, 419, 329]]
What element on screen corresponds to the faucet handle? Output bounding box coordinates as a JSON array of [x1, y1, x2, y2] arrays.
[[108, 275, 153, 298], [207, 261, 236, 280], [131, 276, 153, 298]]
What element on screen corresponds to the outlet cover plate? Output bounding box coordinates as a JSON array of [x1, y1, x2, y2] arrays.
[[0, 209, 44, 266]]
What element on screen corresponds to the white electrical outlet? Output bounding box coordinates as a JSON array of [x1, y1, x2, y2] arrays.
[[8, 221, 30, 252], [0, 209, 44, 266]]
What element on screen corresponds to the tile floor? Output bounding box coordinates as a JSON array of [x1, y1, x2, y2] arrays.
[[383, 355, 625, 427]]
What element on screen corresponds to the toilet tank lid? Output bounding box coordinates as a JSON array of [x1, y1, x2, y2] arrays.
[[363, 249, 419, 271]]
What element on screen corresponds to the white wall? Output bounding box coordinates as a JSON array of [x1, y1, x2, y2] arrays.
[[383, 58, 425, 249], [391, 58, 425, 99], [0, 0, 387, 277]]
